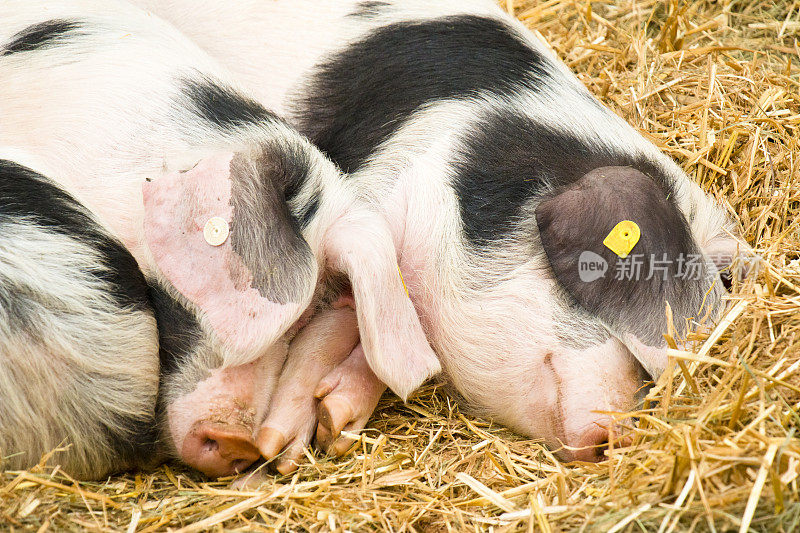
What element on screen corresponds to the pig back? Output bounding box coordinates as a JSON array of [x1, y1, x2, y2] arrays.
[[0, 160, 161, 479]]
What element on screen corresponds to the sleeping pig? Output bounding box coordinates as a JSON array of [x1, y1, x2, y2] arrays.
[[0, 0, 437, 478], [0, 150, 160, 480], [132, 0, 752, 465]]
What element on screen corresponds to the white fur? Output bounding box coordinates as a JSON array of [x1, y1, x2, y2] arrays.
[[0, 220, 159, 479]]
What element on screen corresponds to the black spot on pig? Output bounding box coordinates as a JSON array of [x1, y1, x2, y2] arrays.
[[147, 283, 203, 376], [229, 148, 317, 305], [536, 166, 717, 346], [183, 77, 272, 129], [452, 109, 674, 247], [0, 161, 148, 312], [348, 1, 391, 19], [2, 19, 82, 55], [294, 15, 551, 173]]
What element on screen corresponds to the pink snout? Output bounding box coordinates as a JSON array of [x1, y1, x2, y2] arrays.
[[181, 421, 261, 477], [563, 421, 633, 463]]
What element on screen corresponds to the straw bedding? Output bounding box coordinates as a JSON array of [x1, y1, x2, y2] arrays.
[[1, 1, 799, 531]]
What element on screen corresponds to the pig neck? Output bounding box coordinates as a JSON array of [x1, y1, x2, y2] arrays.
[[345, 101, 560, 407]]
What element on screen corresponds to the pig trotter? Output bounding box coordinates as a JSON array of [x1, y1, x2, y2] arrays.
[[255, 307, 359, 473], [315, 344, 387, 456]]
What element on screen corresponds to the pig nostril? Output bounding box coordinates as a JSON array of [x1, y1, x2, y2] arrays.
[[203, 438, 219, 453]]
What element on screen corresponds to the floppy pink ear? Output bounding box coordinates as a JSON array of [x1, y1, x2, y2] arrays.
[[142, 152, 316, 365], [325, 209, 440, 401]]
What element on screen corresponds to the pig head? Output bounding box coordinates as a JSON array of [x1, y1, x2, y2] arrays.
[[536, 166, 728, 380], [140, 143, 439, 476]]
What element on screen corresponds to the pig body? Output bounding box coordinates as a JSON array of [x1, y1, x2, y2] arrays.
[[0, 154, 160, 479], [0, 0, 437, 477], [134, 0, 746, 460]]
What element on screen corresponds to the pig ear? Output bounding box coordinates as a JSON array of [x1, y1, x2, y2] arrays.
[[142, 152, 317, 365], [536, 166, 725, 379], [325, 209, 441, 401]]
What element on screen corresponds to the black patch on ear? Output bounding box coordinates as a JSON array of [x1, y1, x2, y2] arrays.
[[147, 282, 203, 376], [348, 1, 391, 18], [536, 166, 716, 344], [287, 187, 321, 229], [2, 20, 81, 55], [294, 15, 550, 173], [229, 148, 317, 304], [452, 110, 674, 247], [182, 77, 273, 129]]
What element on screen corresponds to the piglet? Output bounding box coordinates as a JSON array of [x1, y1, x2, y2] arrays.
[[0, 0, 436, 478], [0, 151, 160, 480], [136, 0, 753, 463]]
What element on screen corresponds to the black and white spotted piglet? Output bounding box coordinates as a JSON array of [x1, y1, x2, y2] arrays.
[[0, 0, 436, 479], [0, 153, 160, 480], [137, 0, 753, 463]]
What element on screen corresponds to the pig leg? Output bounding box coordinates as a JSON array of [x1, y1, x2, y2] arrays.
[[315, 344, 387, 456], [256, 307, 359, 474]]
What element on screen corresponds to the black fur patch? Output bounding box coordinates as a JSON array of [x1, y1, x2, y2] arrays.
[[453, 110, 675, 246], [0, 161, 148, 311], [183, 77, 272, 129], [147, 283, 203, 376], [229, 148, 316, 304], [291, 189, 321, 228], [348, 1, 391, 18], [536, 166, 714, 345], [294, 15, 550, 173], [2, 19, 81, 55], [0, 160, 160, 470]]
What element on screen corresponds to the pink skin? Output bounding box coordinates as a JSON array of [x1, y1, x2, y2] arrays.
[[314, 343, 386, 457], [503, 338, 643, 462], [168, 353, 281, 477], [143, 152, 308, 362], [168, 301, 386, 477], [255, 306, 360, 474]]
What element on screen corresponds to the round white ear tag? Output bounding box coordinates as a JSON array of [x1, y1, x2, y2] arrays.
[[203, 217, 230, 246]]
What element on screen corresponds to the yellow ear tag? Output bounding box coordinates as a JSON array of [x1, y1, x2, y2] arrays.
[[603, 220, 641, 258]]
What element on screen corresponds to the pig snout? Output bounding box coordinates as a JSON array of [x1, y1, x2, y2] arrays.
[[551, 341, 644, 463], [164, 353, 282, 477], [502, 338, 644, 464], [181, 421, 261, 478]]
